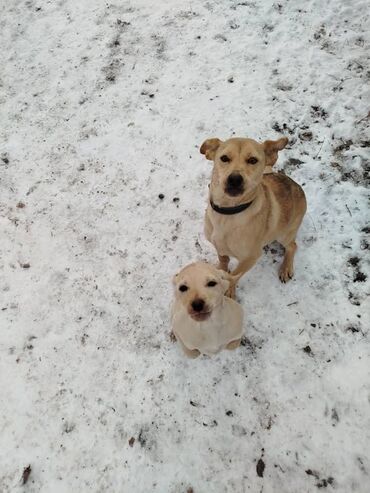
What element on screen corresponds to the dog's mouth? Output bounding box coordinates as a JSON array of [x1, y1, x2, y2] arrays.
[[189, 310, 212, 322], [224, 185, 245, 197]]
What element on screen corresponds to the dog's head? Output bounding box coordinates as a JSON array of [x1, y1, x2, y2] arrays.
[[200, 136, 288, 200], [173, 262, 230, 322]]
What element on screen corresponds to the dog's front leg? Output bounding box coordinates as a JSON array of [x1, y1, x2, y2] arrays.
[[204, 212, 230, 271], [226, 251, 263, 297], [225, 281, 237, 299], [181, 342, 201, 359], [217, 254, 230, 272], [176, 336, 200, 358]]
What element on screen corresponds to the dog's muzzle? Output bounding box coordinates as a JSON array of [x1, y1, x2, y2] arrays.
[[189, 298, 211, 321], [225, 173, 244, 196]]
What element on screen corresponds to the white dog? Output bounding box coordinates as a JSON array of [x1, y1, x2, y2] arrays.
[[171, 262, 244, 358]]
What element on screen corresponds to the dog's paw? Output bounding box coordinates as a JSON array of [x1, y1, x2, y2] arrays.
[[226, 338, 241, 350], [279, 265, 294, 283], [225, 283, 236, 299], [184, 348, 201, 359]]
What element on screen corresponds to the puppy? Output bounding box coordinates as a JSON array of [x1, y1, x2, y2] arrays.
[[171, 262, 243, 358], [200, 136, 307, 295]]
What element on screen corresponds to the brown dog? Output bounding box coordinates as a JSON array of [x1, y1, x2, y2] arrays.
[[200, 136, 307, 296]]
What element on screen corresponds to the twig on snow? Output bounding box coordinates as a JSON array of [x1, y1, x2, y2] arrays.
[[307, 212, 317, 234], [314, 139, 325, 160], [332, 77, 350, 91], [355, 110, 370, 125]]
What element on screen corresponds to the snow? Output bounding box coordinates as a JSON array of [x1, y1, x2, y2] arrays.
[[0, 0, 369, 491]]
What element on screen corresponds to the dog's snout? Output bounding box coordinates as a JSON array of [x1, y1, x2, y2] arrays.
[[227, 173, 243, 188], [191, 299, 205, 312]]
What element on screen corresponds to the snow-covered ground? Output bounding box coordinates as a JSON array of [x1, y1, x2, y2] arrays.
[[1, 0, 369, 491]]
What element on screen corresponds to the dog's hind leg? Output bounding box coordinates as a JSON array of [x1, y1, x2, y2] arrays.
[[278, 188, 306, 282], [279, 239, 297, 283]]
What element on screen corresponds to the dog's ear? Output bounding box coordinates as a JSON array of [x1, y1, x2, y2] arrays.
[[200, 138, 222, 161], [263, 137, 288, 167], [216, 269, 231, 293]]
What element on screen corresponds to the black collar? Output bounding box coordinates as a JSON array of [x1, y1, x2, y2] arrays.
[[210, 198, 254, 215]]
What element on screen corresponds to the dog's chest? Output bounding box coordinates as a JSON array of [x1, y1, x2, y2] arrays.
[[173, 305, 242, 355], [209, 211, 254, 258]]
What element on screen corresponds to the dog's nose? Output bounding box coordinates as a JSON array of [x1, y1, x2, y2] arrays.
[[191, 299, 205, 312], [227, 173, 243, 188]]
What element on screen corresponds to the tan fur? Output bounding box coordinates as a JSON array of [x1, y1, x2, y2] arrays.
[[171, 262, 243, 357], [200, 136, 307, 295]]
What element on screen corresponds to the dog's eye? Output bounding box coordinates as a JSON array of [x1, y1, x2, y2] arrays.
[[246, 157, 258, 164], [207, 280, 218, 287], [220, 155, 230, 163], [179, 285, 188, 292]]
